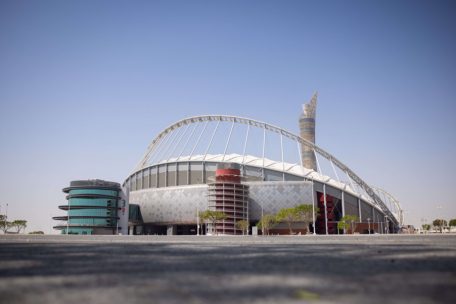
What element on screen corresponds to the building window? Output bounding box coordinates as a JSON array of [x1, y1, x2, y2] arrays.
[[177, 162, 188, 186], [167, 163, 177, 187], [158, 165, 166, 188], [189, 162, 203, 184]]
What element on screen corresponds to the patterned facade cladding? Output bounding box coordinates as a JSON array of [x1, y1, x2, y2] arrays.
[[130, 185, 209, 224], [129, 181, 314, 224], [246, 181, 313, 220]]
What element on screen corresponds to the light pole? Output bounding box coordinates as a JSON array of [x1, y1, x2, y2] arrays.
[[196, 206, 200, 236], [367, 217, 371, 235], [311, 178, 316, 235], [385, 215, 389, 234]]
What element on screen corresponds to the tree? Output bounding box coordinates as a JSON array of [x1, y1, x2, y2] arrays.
[[337, 215, 359, 234], [235, 220, 249, 235], [421, 224, 431, 232], [449, 219, 456, 231], [337, 219, 349, 232], [11, 220, 27, 234], [294, 204, 318, 234], [199, 210, 227, 235], [0, 215, 12, 234], [276, 207, 300, 234], [257, 214, 277, 236], [432, 219, 447, 233]]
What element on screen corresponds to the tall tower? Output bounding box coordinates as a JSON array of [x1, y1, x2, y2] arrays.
[[299, 92, 318, 170]]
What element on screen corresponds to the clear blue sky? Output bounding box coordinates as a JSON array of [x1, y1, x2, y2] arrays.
[[1, 0, 455, 232]]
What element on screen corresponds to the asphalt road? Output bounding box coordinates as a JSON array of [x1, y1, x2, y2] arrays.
[[0, 234, 455, 304]]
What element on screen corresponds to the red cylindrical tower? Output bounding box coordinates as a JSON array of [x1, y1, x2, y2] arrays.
[[207, 163, 249, 235]]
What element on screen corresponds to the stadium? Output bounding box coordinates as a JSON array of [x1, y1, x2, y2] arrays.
[[124, 94, 403, 235]]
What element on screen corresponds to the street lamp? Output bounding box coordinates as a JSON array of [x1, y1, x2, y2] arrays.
[[196, 206, 200, 236], [367, 217, 371, 235], [311, 178, 316, 235], [385, 215, 389, 234]]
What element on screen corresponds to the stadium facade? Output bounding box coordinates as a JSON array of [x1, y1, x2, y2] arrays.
[[54, 94, 403, 235], [122, 95, 403, 235]]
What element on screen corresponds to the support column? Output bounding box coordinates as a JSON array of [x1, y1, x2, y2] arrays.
[[165, 163, 168, 187], [262, 126, 266, 181], [358, 197, 362, 221], [324, 184, 328, 235], [311, 179, 316, 235], [341, 190, 345, 234], [187, 162, 190, 185], [280, 133, 285, 181], [357, 197, 362, 234], [372, 206, 375, 233]]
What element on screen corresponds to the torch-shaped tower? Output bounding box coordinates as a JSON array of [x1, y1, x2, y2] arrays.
[[299, 92, 318, 170]]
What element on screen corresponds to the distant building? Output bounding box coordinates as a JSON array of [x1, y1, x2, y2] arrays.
[[53, 180, 128, 235]]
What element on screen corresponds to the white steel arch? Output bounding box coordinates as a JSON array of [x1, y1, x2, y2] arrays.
[[133, 115, 400, 226], [371, 186, 404, 226]]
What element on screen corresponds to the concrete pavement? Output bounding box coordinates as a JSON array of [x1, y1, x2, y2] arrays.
[[0, 234, 455, 304]]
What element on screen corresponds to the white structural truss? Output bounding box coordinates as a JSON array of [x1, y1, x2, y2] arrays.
[[133, 115, 402, 226], [370, 186, 404, 226]]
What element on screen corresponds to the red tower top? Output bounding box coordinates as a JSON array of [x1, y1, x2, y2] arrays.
[[215, 163, 241, 183]]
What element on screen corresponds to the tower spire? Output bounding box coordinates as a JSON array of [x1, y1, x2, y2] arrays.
[[299, 92, 318, 170], [302, 91, 318, 118]]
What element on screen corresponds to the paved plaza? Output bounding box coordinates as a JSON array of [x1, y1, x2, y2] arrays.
[[0, 234, 455, 304]]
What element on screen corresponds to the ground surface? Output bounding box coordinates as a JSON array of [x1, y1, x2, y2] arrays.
[[0, 234, 455, 304]]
